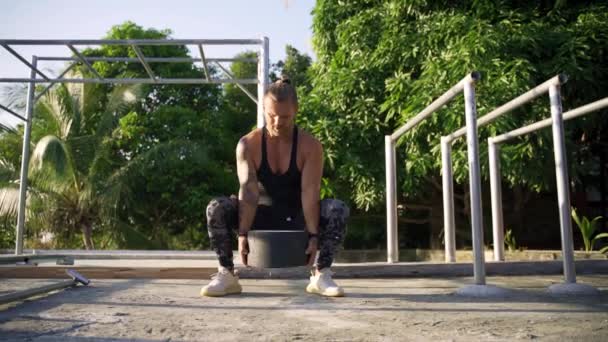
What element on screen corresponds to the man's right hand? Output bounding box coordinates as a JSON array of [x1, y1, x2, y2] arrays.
[[238, 235, 249, 266]]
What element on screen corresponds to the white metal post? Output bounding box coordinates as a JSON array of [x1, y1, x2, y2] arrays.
[[463, 80, 486, 285], [15, 56, 37, 255], [257, 36, 269, 128], [441, 137, 456, 262], [549, 84, 576, 284], [488, 140, 505, 261], [385, 136, 399, 263]]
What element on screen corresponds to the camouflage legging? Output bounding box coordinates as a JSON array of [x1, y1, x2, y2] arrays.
[[206, 197, 349, 270]]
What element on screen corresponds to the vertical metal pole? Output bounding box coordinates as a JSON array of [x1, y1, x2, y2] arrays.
[[441, 137, 456, 262], [385, 136, 398, 263], [257, 36, 269, 128], [488, 140, 505, 261], [15, 56, 37, 255], [549, 84, 576, 284], [464, 80, 486, 285]]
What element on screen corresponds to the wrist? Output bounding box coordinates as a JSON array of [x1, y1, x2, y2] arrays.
[[307, 232, 319, 240], [238, 230, 249, 237]]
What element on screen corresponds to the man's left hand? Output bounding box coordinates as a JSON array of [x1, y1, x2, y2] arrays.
[[305, 237, 318, 267]]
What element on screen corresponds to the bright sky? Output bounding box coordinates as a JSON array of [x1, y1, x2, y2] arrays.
[[0, 0, 316, 126]]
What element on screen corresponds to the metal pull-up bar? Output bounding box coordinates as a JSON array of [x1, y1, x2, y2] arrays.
[[0, 37, 270, 255]]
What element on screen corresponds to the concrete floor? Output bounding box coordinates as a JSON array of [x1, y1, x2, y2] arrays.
[[1, 275, 608, 341]]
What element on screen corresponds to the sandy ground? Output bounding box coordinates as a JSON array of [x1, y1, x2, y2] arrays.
[[1, 275, 608, 341]]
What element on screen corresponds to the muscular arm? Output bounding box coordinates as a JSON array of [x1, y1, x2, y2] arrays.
[[301, 139, 323, 235], [236, 138, 259, 234]]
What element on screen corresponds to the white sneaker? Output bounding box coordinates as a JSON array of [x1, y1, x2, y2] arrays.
[[306, 268, 344, 297], [200, 267, 242, 297]]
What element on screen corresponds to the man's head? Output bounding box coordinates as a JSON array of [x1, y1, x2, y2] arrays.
[[263, 76, 298, 137]]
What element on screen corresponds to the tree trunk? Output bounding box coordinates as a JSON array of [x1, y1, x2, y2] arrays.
[[82, 223, 94, 250]]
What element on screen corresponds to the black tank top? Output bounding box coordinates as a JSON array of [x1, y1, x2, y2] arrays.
[[252, 126, 305, 230]]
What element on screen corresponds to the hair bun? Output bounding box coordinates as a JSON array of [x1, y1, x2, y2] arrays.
[[279, 75, 291, 84]]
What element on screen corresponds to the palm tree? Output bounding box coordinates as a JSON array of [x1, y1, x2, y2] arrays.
[[0, 74, 140, 249]]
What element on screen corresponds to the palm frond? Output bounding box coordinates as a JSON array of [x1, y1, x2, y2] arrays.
[[0, 186, 20, 217], [29, 135, 74, 181], [107, 84, 143, 115], [39, 84, 74, 139]]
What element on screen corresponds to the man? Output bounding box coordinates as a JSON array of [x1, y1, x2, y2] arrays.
[[201, 76, 349, 297]]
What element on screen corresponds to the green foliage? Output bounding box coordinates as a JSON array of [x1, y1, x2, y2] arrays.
[[571, 207, 605, 252], [271, 45, 313, 93], [306, 0, 608, 211], [504, 229, 517, 252]]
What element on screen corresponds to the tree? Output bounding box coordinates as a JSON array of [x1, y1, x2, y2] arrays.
[[271, 45, 313, 93], [0, 76, 141, 249], [305, 0, 608, 247]]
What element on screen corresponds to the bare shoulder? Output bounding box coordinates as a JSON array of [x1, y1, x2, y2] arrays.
[[298, 129, 323, 156], [236, 128, 263, 156]]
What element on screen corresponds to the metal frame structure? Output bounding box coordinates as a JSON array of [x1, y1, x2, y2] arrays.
[[488, 96, 608, 261], [441, 74, 567, 263], [0, 38, 270, 255], [385, 72, 481, 275]]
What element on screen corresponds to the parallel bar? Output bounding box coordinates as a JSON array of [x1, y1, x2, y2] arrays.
[[67, 45, 104, 80], [390, 72, 481, 141], [549, 84, 576, 284], [0, 39, 263, 46], [1, 45, 49, 80], [215, 62, 258, 104], [197, 45, 210, 81], [488, 141, 505, 261], [463, 80, 486, 285], [446, 74, 568, 142], [441, 137, 456, 262], [35, 63, 77, 101], [491, 97, 608, 144], [0, 104, 27, 122], [0, 78, 258, 84], [131, 45, 156, 82], [15, 56, 37, 255], [384, 135, 399, 263], [385, 136, 398, 263]]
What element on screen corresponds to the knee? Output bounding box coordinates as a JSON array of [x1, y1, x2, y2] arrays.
[[206, 196, 236, 227], [320, 199, 350, 220]]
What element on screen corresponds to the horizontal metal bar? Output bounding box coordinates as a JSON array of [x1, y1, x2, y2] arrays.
[[215, 62, 258, 104], [0, 39, 262, 46], [67, 44, 104, 80], [445, 74, 568, 142], [390, 72, 480, 141], [0, 103, 27, 121], [36, 57, 258, 63], [0, 77, 259, 85], [35, 63, 77, 101], [0, 279, 76, 305], [131, 45, 157, 82], [1, 44, 49, 80], [490, 96, 608, 145]]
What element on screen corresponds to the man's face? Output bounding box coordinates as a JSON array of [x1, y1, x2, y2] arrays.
[[264, 97, 297, 137]]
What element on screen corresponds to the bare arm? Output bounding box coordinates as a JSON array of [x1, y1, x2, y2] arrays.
[[301, 139, 323, 235], [236, 138, 259, 234]]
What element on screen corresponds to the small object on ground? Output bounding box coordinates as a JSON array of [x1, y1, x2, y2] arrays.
[[0, 269, 90, 305]]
